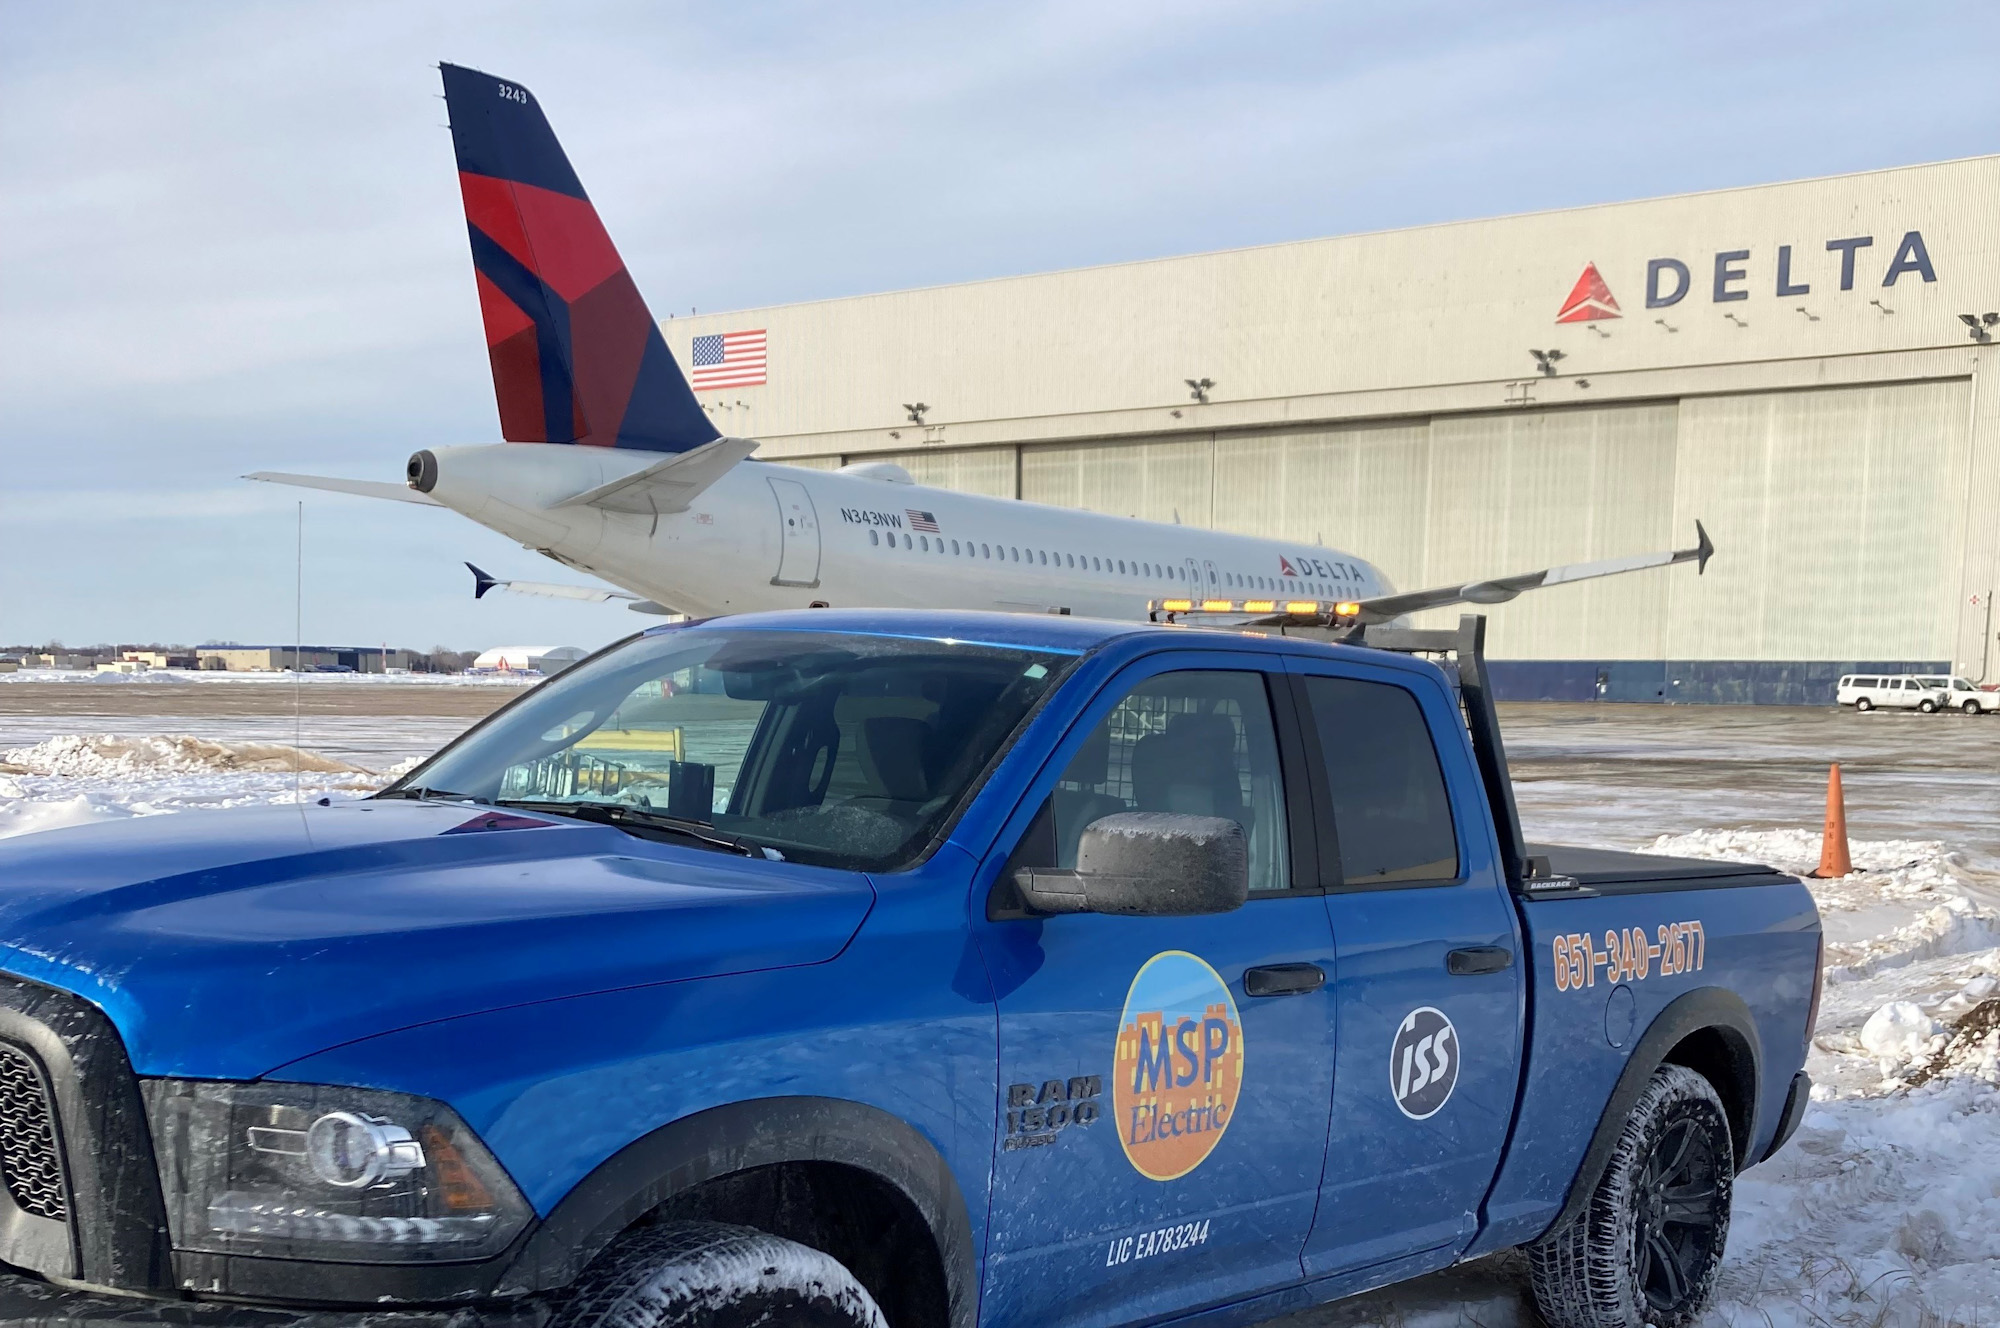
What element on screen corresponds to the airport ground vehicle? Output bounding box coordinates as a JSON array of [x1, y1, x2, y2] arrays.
[[1911, 674, 2000, 713], [1835, 673, 1949, 712], [0, 609, 1819, 1328]]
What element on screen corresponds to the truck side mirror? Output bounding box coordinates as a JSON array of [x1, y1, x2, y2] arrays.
[[1015, 813, 1250, 917]]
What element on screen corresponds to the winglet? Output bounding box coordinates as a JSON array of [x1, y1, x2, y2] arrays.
[[466, 562, 499, 599], [1695, 520, 1714, 575]]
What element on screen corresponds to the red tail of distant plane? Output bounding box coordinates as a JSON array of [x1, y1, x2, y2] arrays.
[[440, 63, 718, 453]]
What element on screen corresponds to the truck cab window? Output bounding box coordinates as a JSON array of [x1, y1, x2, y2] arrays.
[[1300, 675, 1458, 886], [1037, 671, 1288, 893]]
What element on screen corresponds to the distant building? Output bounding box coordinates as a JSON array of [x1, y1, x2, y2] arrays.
[[196, 646, 424, 673], [674, 155, 2000, 702], [471, 645, 587, 674], [120, 650, 196, 670]]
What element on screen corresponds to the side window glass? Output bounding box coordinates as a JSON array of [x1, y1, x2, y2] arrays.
[[1301, 675, 1459, 887], [1048, 670, 1289, 893]]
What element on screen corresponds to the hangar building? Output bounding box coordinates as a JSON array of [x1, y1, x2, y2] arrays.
[[664, 157, 2000, 703]]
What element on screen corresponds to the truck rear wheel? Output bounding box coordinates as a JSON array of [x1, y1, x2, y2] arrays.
[[1527, 1064, 1734, 1328], [1965, 700, 1981, 715], [553, 1221, 888, 1328]]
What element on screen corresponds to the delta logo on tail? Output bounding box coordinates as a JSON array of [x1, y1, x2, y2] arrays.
[[440, 64, 718, 455], [1556, 262, 1621, 323]]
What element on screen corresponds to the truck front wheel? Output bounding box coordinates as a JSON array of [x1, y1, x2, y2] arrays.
[[553, 1221, 888, 1328], [1527, 1064, 1734, 1328]]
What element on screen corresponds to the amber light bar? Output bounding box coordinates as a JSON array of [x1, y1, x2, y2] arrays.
[[1148, 598, 1364, 620]]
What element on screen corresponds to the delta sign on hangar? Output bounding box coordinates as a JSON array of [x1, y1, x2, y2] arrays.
[[667, 156, 2000, 703]]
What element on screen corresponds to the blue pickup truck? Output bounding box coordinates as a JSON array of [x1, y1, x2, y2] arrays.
[[0, 609, 1819, 1328]]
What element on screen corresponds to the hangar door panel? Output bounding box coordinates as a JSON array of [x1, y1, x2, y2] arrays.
[[1413, 404, 1679, 661], [1022, 436, 1214, 526], [860, 446, 1018, 498], [1668, 381, 1969, 661], [1213, 422, 1432, 586]]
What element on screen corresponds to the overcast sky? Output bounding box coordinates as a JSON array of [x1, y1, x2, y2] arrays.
[[3, 1, 1996, 652]]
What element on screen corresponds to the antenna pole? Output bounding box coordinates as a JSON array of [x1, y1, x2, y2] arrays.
[[294, 502, 303, 801]]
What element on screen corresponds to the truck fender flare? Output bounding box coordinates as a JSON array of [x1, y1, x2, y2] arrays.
[[1545, 987, 1762, 1235], [496, 1095, 976, 1328]]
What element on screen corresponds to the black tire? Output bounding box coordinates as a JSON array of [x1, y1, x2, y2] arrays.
[[1919, 699, 1938, 713], [1855, 698, 1872, 711], [552, 1221, 887, 1328], [1527, 1064, 1734, 1328]]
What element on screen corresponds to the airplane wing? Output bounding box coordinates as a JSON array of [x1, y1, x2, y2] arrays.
[[465, 564, 673, 614], [547, 437, 758, 514], [245, 472, 444, 506], [1350, 521, 1713, 624]]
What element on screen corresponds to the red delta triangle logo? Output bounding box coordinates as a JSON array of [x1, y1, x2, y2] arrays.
[[1556, 262, 1621, 324], [1278, 556, 1299, 577]]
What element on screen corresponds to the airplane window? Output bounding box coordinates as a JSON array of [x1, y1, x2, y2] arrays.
[[1117, 560, 1125, 574], [1092, 557, 1100, 571], [903, 534, 913, 550], [1038, 551, 1047, 566], [869, 530, 880, 546], [1011, 548, 1020, 562], [982, 544, 990, 558], [919, 536, 929, 552], [951, 540, 960, 555], [1066, 553, 1075, 568]]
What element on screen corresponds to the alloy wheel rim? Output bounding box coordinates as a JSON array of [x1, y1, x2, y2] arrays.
[[1633, 1116, 1720, 1310]]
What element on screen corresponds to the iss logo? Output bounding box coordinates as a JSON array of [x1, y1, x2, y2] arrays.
[[1113, 951, 1245, 1182], [1389, 1007, 1458, 1121]]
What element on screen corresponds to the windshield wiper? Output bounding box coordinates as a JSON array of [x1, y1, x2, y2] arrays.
[[375, 786, 478, 802], [493, 800, 764, 858]]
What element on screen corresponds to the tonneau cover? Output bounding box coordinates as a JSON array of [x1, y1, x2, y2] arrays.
[[1528, 843, 1788, 891]]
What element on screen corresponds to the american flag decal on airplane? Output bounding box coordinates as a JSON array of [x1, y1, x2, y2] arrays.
[[907, 510, 940, 533], [689, 329, 768, 389]]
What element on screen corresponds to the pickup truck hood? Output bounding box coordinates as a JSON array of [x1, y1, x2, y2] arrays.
[[0, 801, 875, 1078]]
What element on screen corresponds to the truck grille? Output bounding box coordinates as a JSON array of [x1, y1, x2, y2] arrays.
[[0, 1043, 65, 1221]]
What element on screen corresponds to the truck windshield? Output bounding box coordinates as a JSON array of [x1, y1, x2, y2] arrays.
[[389, 628, 1077, 871]]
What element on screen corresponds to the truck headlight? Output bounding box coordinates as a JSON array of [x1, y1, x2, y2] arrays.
[[143, 1080, 532, 1263]]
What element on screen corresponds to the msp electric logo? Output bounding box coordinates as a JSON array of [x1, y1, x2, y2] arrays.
[[1556, 263, 1621, 323], [1389, 1007, 1458, 1121], [1113, 951, 1245, 1182]]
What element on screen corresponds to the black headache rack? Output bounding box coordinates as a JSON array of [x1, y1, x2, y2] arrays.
[[1148, 601, 1574, 896]]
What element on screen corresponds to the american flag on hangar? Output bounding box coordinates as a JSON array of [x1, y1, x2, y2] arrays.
[[906, 510, 940, 533], [689, 329, 767, 390]]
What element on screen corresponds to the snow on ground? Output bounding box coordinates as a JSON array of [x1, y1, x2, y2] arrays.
[[0, 734, 418, 839], [0, 726, 1994, 1325]]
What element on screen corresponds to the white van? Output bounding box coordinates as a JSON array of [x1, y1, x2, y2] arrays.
[[1836, 674, 1948, 712], [1912, 674, 2000, 714]]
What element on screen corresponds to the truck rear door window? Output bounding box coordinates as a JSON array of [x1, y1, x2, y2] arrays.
[[1299, 675, 1459, 887]]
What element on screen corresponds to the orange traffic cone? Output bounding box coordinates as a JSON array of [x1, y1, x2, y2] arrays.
[[1810, 763, 1852, 879]]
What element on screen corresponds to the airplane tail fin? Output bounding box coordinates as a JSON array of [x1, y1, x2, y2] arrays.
[[440, 64, 719, 454]]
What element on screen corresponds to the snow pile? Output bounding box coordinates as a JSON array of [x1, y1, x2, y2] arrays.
[[0, 734, 363, 777], [0, 734, 401, 840], [1713, 1077, 2000, 1328], [1858, 1001, 1944, 1065], [1644, 828, 2000, 984]]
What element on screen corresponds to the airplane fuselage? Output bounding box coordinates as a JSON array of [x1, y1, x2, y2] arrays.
[[417, 444, 1391, 619]]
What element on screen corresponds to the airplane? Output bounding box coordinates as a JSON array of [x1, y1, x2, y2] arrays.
[[251, 63, 1713, 629]]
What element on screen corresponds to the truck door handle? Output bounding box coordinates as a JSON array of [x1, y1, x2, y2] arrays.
[[1243, 963, 1326, 997], [1446, 946, 1513, 976]]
